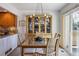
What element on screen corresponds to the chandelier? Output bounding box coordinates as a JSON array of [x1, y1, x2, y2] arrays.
[[32, 3, 47, 17]]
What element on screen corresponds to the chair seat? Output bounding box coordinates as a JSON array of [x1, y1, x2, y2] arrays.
[[47, 52, 55, 56]]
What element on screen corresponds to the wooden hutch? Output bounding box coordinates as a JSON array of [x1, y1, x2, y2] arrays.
[[26, 15, 52, 41]]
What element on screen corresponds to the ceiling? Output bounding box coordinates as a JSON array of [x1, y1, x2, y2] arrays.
[[11, 3, 67, 11]]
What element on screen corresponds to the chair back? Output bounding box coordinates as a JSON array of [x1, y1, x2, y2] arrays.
[[54, 33, 61, 56], [47, 33, 61, 56]]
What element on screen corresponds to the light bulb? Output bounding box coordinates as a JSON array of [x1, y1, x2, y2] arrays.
[[33, 14, 35, 16], [44, 14, 46, 16], [46, 16, 48, 18], [30, 15, 32, 18]]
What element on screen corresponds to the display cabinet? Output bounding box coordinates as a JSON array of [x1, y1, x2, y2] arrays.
[[40, 17, 45, 33], [26, 15, 52, 34], [26, 15, 52, 43], [34, 16, 39, 33], [28, 17, 33, 33], [46, 17, 51, 33]]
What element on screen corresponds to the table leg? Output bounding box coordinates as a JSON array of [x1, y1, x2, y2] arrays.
[[44, 48, 47, 56], [21, 47, 23, 56], [46, 48, 47, 56]]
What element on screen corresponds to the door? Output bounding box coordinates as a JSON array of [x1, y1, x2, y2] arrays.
[[71, 11, 79, 56]]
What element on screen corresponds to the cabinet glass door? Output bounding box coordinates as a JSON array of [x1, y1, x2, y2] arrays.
[[46, 17, 51, 33], [28, 17, 33, 33], [40, 17, 45, 33], [34, 17, 39, 33]]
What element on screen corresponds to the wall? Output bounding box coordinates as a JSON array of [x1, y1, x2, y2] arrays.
[[52, 11, 60, 35]]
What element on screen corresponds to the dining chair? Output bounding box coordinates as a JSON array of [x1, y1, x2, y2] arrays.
[[47, 33, 61, 56]]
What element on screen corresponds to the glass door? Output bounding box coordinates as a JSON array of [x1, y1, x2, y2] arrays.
[[46, 17, 51, 33], [40, 17, 45, 33], [34, 16, 39, 33], [28, 17, 33, 33], [71, 11, 79, 56]]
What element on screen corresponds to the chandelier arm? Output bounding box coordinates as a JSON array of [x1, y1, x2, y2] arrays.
[[35, 3, 38, 15], [34, 3, 44, 15], [41, 3, 43, 15]]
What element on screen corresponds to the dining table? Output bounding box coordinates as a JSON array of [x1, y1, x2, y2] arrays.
[[21, 38, 49, 56]]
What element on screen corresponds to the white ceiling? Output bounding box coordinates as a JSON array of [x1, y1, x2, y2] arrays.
[[11, 3, 67, 11]]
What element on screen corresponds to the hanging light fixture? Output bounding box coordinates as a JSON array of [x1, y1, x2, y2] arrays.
[[32, 3, 45, 16], [32, 3, 49, 17], [40, 3, 47, 16], [33, 13, 35, 16], [40, 3, 48, 17], [40, 3, 44, 15], [32, 3, 38, 16], [30, 15, 32, 18]]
